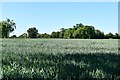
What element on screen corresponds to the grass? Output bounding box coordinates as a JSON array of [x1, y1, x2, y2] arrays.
[[1, 39, 120, 79]]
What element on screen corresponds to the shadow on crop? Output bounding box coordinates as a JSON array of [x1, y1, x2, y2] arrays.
[[2, 52, 120, 79]]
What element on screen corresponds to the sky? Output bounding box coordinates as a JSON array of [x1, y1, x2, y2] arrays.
[[1, 0, 119, 2], [1, 2, 118, 36]]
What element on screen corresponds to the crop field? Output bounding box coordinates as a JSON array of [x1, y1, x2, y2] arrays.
[[1, 39, 120, 79]]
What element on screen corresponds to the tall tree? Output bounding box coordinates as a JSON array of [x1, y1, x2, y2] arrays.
[[51, 31, 60, 38], [27, 27, 38, 38], [74, 27, 84, 38], [59, 28, 65, 38], [105, 32, 113, 39], [95, 30, 104, 39], [74, 26, 95, 39], [0, 18, 16, 38], [84, 26, 95, 39], [113, 33, 120, 39], [64, 29, 73, 39], [73, 23, 84, 30]]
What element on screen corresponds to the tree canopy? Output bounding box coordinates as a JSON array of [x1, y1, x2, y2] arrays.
[[27, 27, 38, 38], [49, 23, 120, 39], [0, 18, 16, 38]]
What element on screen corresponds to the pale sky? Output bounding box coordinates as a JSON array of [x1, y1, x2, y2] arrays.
[[1, 2, 118, 36]]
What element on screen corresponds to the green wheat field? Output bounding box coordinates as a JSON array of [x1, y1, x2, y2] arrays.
[[1, 39, 120, 79]]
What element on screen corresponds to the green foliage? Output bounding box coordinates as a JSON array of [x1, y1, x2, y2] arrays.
[[49, 23, 120, 39], [37, 33, 50, 38], [51, 31, 60, 38], [104, 32, 114, 39], [50, 23, 120, 39], [72, 25, 95, 39], [95, 30, 104, 39], [0, 18, 16, 38], [113, 33, 120, 39], [63, 29, 73, 39], [59, 28, 66, 38], [2, 39, 120, 79], [18, 33, 27, 38], [10, 35, 17, 38], [1, 19, 119, 39], [27, 27, 38, 38]]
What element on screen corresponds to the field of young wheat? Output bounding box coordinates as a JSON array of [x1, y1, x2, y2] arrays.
[[1, 39, 120, 79]]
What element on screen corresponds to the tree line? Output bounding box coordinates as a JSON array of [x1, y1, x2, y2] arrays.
[[0, 18, 120, 39]]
